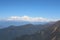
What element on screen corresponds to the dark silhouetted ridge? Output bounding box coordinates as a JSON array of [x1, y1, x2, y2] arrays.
[[14, 20, 60, 40]]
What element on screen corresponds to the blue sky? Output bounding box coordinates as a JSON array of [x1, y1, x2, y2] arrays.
[[0, 0, 60, 19]]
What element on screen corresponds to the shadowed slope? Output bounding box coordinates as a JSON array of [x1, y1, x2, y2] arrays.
[[14, 21, 60, 40]]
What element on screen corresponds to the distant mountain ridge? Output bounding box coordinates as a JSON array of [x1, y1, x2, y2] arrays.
[[0, 21, 52, 40], [14, 21, 60, 40], [0, 20, 48, 29], [0, 20, 58, 40]]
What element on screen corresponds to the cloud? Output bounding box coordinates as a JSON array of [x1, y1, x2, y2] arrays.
[[6, 16, 50, 22]]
